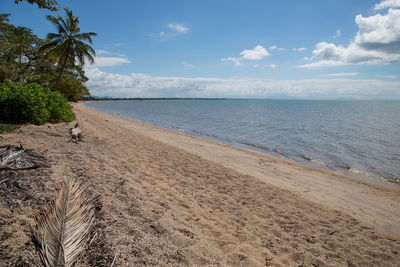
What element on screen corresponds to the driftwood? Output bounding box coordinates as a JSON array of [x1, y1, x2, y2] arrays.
[[0, 145, 47, 170], [70, 122, 83, 142]]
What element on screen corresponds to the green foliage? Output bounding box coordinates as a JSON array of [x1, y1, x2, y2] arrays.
[[0, 14, 92, 101], [47, 90, 76, 122], [56, 72, 90, 102], [14, 0, 59, 11], [0, 82, 75, 125], [41, 8, 97, 91], [0, 14, 44, 82], [0, 123, 20, 133], [26, 62, 91, 102]]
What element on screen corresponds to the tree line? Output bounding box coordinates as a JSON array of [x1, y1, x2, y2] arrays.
[[1, 0, 97, 124]]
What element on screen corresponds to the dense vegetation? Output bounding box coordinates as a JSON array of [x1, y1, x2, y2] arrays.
[[0, 82, 75, 124], [15, 0, 59, 11], [0, 3, 96, 125]]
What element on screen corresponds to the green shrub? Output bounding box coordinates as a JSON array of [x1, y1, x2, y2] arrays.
[[47, 90, 75, 122], [0, 82, 75, 124], [0, 123, 20, 133]]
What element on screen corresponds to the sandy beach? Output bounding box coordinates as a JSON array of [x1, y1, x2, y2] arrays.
[[1, 102, 399, 266]]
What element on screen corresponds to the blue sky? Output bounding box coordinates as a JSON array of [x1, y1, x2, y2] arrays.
[[2, 0, 400, 99]]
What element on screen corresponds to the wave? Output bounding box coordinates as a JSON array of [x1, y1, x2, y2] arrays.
[[239, 141, 270, 152], [238, 142, 290, 159], [302, 155, 328, 167], [172, 126, 185, 133], [274, 149, 288, 157], [346, 167, 391, 182]]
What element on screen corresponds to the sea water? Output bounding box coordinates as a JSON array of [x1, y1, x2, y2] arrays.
[[84, 99, 400, 187]]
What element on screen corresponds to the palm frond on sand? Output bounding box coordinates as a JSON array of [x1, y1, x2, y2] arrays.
[[32, 178, 95, 267]]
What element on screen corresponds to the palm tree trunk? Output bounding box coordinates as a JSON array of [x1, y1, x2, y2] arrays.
[[53, 55, 68, 91]]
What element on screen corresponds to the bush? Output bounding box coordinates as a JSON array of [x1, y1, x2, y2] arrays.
[[0, 123, 20, 133], [0, 82, 75, 125]]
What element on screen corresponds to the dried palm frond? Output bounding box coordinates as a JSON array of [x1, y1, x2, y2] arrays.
[[32, 178, 95, 267], [0, 145, 48, 170]]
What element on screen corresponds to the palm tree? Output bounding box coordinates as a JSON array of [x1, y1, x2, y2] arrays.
[[41, 8, 97, 90]]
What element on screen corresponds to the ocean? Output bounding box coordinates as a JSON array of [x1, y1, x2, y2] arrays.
[[84, 99, 400, 187]]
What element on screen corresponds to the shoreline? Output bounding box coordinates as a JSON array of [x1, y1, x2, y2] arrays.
[[81, 102, 398, 190], [78, 103, 400, 237], [1, 102, 399, 266], [83, 100, 400, 188]]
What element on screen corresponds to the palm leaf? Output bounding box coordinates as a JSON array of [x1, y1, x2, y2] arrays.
[[74, 41, 96, 65], [75, 32, 97, 43], [32, 179, 95, 267], [46, 15, 67, 36], [46, 33, 62, 40], [41, 8, 97, 90]]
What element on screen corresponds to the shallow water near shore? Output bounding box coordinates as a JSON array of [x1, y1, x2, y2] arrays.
[[84, 99, 400, 187]]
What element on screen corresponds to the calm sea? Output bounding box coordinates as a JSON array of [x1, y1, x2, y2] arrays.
[[84, 99, 400, 187]]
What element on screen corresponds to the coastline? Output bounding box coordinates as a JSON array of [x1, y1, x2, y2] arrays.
[[79, 102, 400, 236], [83, 99, 400, 187], [1, 102, 399, 266]]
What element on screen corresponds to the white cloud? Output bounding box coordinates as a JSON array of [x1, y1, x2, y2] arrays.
[[333, 29, 341, 38], [321, 73, 359, 77], [221, 57, 242, 66], [181, 61, 193, 68], [299, 60, 347, 68], [253, 64, 277, 69], [150, 23, 189, 39], [167, 23, 189, 33], [269, 45, 285, 51], [300, 6, 400, 68], [375, 0, 400, 10], [85, 68, 400, 99], [149, 31, 167, 38], [311, 42, 344, 60], [380, 74, 398, 78], [240, 45, 270, 60], [222, 45, 270, 66], [91, 57, 131, 67], [95, 50, 127, 57], [96, 49, 113, 55], [355, 8, 400, 45], [293, 47, 306, 52]]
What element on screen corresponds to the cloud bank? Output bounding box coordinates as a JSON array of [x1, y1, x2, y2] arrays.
[[300, 3, 400, 68], [321, 73, 359, 77], [85, 68, 400, 99], [91, 56, 131, 67]]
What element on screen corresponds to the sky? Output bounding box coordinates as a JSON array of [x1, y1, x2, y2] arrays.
[[2, 0, 400, 99]]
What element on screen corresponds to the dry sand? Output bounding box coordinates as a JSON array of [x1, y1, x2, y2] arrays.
[[1, 102, 399, 266]]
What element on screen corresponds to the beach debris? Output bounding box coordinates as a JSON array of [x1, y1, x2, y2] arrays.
[[70, 122, 83, 142], [0, 145, 48, 170], [32, 178, 95, 267]]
